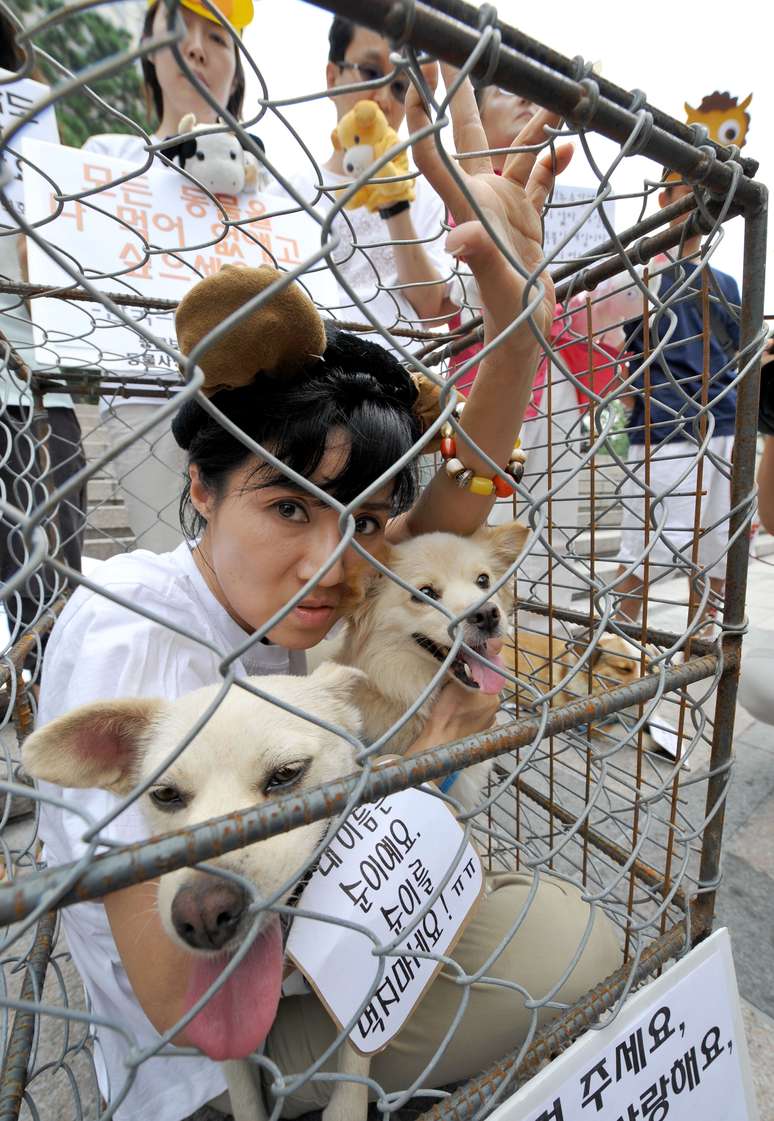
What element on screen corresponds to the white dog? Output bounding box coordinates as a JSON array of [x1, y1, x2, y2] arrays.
[[333, 520, 528, 813], [22, 663, 368, 1121]]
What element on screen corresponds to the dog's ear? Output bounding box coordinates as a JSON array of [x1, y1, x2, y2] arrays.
[[22, 698, 165, 795], [474, 520, 529, 579], [305, 662, 366, 736]]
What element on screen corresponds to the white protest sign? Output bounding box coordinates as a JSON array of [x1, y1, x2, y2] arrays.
[[0, 70, 58, 224], [287, 786, 484, 1055], [486, 927, 757, 1121], [21, 138, 336, 390], [545, 185, 614, 264]]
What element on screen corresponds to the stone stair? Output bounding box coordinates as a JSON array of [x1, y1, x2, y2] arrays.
[[75, 404, 136, 561]]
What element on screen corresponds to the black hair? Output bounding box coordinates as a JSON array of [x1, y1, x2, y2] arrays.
[[328, 16, 356, 63], [0, 10, 23, 72], [141, 1, 245, 126], [173, 323, 423, 538]]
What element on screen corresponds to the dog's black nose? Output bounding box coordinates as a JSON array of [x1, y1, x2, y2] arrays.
[[470, 603, 500, 634], [171, 881, 248, 951]]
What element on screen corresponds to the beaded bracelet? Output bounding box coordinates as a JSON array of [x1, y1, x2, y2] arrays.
[[439, 403, 527, 496]]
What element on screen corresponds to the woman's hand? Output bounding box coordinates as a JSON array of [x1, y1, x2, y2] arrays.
[[405, 679, 500, 758], [406, 65, 573, 348], [404, 67, 573, 539]]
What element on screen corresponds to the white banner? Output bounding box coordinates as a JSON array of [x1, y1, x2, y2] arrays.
[[545, 186, 614, 263], [0, 70, 58, 224], [487, 927, 757, 1121], [21, 138, 336, 389], [287, 786, 484, 1055]]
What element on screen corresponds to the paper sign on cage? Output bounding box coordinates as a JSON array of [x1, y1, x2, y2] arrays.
[[21, 137, 337, 390], [286, 785, 484, 1055], [484, 928, 757, 1121]]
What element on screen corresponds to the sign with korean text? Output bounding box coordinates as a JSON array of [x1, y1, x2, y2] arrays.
[[287, 786, 484, 1055], [485, 928, 757, 1121], [545, 186, 614, 264], [0, 70, 58, 223], [21, 138, 336, 391]]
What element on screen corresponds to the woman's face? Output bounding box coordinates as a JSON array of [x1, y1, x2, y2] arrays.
[[480, 88, 538, 154], [191, 433, 395, 649], [149, 3, 238, 126]]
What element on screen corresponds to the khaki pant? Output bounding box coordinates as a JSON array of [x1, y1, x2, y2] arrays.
[[262, 871, 621, 1117]]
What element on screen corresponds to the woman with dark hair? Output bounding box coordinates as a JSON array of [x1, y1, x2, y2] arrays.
[[34, 79, 619, 1121], [82, 0, 251, 554]]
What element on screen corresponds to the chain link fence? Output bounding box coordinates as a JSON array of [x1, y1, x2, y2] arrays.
[[0, 1, 768, 1119]]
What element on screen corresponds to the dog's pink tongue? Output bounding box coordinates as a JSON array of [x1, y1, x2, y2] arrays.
[[182, 917, 283, 1062], [469, 638, 507, 694]]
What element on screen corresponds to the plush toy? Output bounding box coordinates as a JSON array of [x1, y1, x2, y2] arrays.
[[331, 100, 415, 215], [162, 113, 261, 195], [684, 91, 752, 148]]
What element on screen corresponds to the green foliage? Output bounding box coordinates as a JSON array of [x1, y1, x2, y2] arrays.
[[17, 0, 152, 148]]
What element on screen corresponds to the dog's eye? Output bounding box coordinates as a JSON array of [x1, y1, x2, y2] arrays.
[[149, 786, 186, 811], [412, 585, 439, 603], [196, 151, 205, 161], [476, 573, 490, 590], [265, 761, 308, 794]]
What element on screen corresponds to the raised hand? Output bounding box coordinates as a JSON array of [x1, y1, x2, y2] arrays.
[[406, 64, 573, 345]]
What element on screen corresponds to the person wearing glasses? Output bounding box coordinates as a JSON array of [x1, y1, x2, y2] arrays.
[[292, 17, 459, 353]]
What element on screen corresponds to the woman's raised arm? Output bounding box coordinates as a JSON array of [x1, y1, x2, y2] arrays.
[[395, 67, 572, 541]]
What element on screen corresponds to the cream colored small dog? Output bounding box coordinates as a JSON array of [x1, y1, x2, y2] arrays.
[[22, 664, 367, 1121], [334, 520, 528, 812]]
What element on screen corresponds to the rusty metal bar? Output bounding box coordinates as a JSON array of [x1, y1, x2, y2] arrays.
[[410, 0, 759, 179], [415, 916, 692, 1121], [310, 0, 764, 213], [693, 197, 769, 937], [0, 912, 56, 1121], [512, 776, 688, 913], [1, 652, 725, 927]]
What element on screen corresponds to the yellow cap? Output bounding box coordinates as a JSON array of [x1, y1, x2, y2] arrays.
[[148, 0, 254, 32]]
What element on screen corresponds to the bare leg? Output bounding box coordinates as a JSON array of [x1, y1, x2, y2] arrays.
[[614, 566, 645, 622]]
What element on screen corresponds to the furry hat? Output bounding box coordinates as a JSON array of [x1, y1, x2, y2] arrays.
[[174, 264, 444, 446]]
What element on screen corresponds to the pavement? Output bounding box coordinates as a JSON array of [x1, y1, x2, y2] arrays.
[[643, 550, 774, 1121]]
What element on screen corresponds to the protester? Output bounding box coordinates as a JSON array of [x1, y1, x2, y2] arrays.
[[614, 173, 740, 629], [81, 0, 253, 552], [290, 17, 460, 353]]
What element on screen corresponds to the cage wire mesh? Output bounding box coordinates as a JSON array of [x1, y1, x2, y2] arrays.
[[0, 0, 769, 1119]]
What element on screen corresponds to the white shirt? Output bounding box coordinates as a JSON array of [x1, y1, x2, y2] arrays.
[[36, 543, 306, 1121], [287, 167, 459, 353]]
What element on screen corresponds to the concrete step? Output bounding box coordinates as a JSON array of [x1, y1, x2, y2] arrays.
[[86, 477, 120, 505], [85, 505, 132, 533], [574, 527, 621, 558], [83, 536, 134, 561]]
